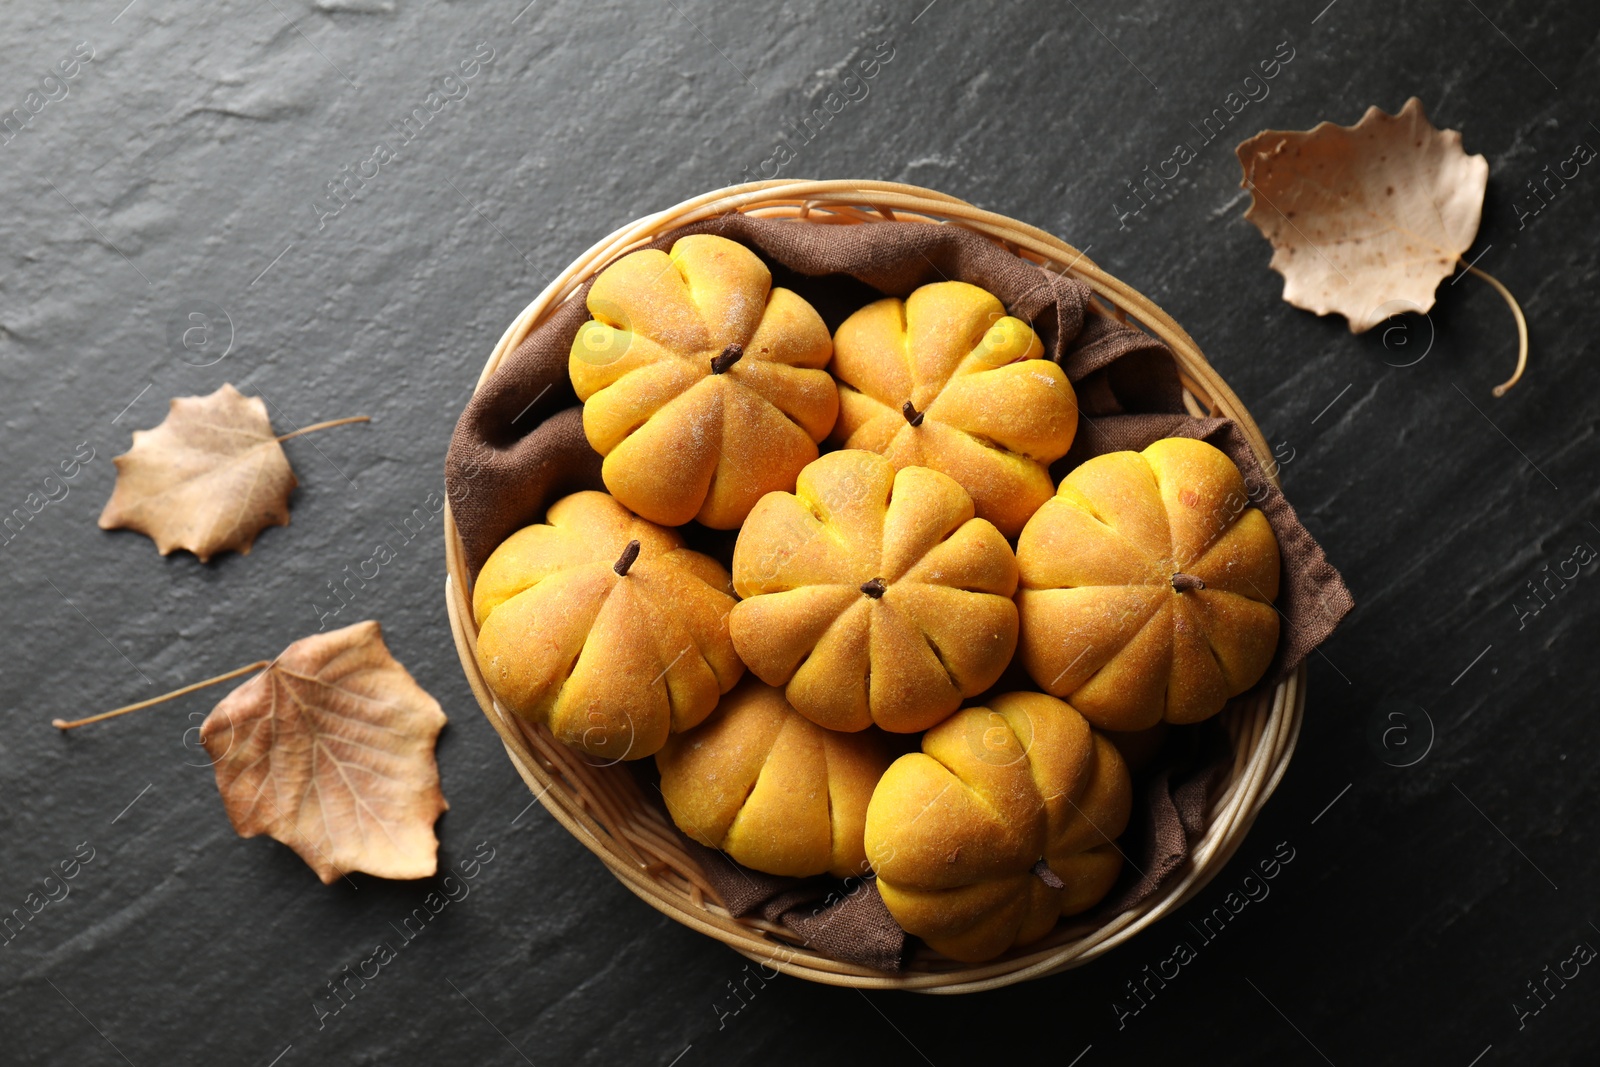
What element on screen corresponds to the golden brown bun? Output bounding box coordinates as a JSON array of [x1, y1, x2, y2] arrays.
[[730, 450, 1018, 734], [864, 692, 1131, 962], [656, 678, 892, 878], [1016, 437, 1281, 731], [828, 281, 1077, 538], [569, 234, 838, 529], [472, 491, 743, 761], [1055, 844, 1125, 917]]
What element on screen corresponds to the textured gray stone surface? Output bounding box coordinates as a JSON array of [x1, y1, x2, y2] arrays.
[[2, 1, 1597, 1064]]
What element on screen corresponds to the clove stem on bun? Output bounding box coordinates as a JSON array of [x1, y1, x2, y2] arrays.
[[1030, 858, 1065, 889], [614, 539, 642, 576]]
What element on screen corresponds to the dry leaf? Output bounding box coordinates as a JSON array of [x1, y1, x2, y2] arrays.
[[200, 621, 448, 885], [1236, 97, 1488, 333], [99, 384, 297, 561], [99, 384, 367, 560]]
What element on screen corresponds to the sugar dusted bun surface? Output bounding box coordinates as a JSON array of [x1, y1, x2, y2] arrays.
[[656, 678, 892, 879], [828, 280, 1078, 538], [729, 449, 1019, 735], [569, 233, 838, 530], [472, 491, 743, 761], [863, 691, 1131, 962], [1016, 436, 1281, 731]]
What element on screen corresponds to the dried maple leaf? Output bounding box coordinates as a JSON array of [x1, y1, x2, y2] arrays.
[[99, 383, 367, 560], [1236, 96, 1489, 334], [199, 621, 448, 885]]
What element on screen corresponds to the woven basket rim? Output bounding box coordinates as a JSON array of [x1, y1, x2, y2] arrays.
[[442, 178, 1306, 993]]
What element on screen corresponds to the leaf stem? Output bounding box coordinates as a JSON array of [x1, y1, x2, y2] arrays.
[[1462, 263, 1528, 397], [277, 415, 371, 443], [52, 660, 272, 730]]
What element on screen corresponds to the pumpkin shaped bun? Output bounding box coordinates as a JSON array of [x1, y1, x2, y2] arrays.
[[472, 491, 744, 761], [656, 679, 892, 879], [828, 281, 1078, 538], [569, 234, 838, 529], [864, 692, 1132, 962], [1016, 437, 1281, 732], [730, 449, 1019, 735]]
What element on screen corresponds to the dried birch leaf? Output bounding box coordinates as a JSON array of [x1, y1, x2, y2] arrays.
[[1236, 97, 1488, 333], [99, 383, 368, 560], [200, 621, 449, 885], [99, 384, 295, 561]]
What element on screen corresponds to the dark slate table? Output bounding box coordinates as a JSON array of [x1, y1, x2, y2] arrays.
[[4, 1, 1597, 1064]]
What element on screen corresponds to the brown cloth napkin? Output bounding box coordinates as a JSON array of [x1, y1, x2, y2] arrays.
[[680, 838, 907, 973], [445, 215, 1353, 972], [1099, 720, 1235, 917]]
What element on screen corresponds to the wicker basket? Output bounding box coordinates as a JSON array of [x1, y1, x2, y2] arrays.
[[442, 179, 1305, 993]]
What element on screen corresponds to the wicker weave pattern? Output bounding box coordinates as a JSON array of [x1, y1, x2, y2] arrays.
[[442, 180, 1305, 993]]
